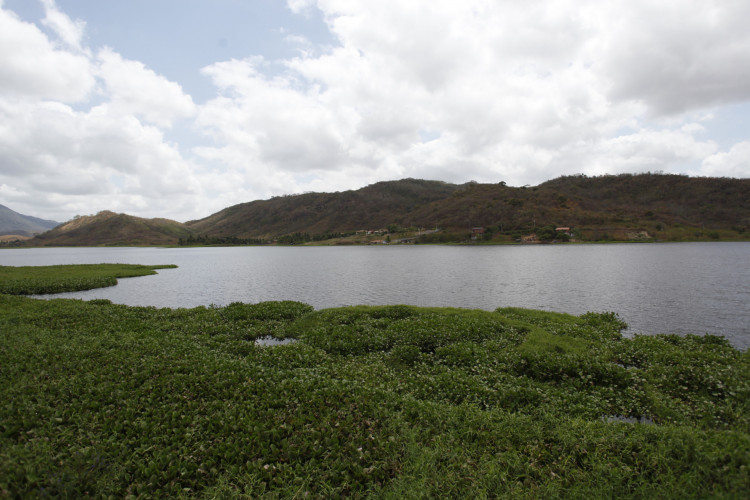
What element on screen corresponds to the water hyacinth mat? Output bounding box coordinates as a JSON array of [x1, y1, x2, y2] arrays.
[[1, 296, 748, 498]]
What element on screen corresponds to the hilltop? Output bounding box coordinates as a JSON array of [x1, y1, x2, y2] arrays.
[[15, 174, 750, 246], [185, 174, 750, 243], [401, 173, 750, 242], [0, 204, 59, 238], [28, 211, 192, 246], [186, 178, 459, 239]]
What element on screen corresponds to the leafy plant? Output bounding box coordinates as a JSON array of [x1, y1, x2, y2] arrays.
[[0, 264, 176, 294], [0, 266, 748, 497]]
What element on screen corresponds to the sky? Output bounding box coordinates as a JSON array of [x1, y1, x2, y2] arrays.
[[1, 0, 749, 223]]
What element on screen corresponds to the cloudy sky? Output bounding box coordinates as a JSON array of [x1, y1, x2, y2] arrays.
[[1, 0, 749, 222]]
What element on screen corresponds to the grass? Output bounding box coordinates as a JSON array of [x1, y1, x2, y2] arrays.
[[0, 266, 748, 498], [0, 263, 177, 295]]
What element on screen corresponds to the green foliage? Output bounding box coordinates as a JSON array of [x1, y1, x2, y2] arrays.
[[0, 264, 177, 295], [179, 234, 264, 246], [519, 328, 590, 356], [0, 274, 748, 497], [416, 231, 467, 244], [222, 300, 314, 322], [537, 225, 558, 241]]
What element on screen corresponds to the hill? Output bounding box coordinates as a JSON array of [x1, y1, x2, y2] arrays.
[[186, 174, 750, 243], [15, 174, 750, 246], [404, 173, 750, 242], [186, 178, 460, 239], [0, 204, 59, 237], [27, 211, 193, 246]]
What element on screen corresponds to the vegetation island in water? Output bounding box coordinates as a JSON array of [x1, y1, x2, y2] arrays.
[[0, 264, 748, 497]]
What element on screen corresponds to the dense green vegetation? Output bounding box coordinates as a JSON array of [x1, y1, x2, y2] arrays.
[[0, 263, 176, 295], [1, 265, 748, 497]]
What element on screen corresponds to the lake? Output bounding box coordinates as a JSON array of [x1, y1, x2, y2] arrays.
[[1, 243, 749, 349]]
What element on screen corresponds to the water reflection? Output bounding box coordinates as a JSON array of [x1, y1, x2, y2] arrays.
[[254, 336, 297, 347]]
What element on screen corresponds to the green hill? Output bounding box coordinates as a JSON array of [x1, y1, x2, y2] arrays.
[[27, 211, 193, 246]]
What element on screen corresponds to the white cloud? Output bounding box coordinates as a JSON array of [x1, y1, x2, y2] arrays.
[[97, 48, 196, 127], [194, 1, 632, 192], [0, 98, 205, 219], [698, 142, 750, 178], [598, 0, 750, 115], [194, 0, 750, 196], [551, 127, 719, 176], [286, 0, 318, 16], [198, 57, 356, 173], [0, 6, 94, 101], [2, 0, 750, 222], [0, 1, 203, 221], [41, 0, 87, 53]]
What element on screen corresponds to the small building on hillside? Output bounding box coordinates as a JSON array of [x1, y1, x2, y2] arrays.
[[471, 227, 485, 240]]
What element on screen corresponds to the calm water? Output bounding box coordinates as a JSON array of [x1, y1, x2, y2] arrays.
[[2, 243, 749, 349]]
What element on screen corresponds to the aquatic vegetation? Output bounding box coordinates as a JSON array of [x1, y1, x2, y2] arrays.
[[0, 274, 748, 497], [0, 263, 177, 295]]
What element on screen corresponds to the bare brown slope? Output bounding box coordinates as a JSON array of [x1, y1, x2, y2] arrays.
[[19, 174, 750, 246], [189, 174, 750, 240], [406, 174, 750, 234], [28, 211, 193, 246], [186, 178, 461, 238]]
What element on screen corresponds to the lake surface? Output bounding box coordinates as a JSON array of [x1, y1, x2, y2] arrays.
[[2, 243, 749, 349]]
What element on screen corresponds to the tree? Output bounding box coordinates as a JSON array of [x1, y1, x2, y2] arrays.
[[537, 225, 557, 241]]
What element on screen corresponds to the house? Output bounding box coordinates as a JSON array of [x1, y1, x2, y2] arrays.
[[471, 227, 485, 240], [555, 227, 572, 236]]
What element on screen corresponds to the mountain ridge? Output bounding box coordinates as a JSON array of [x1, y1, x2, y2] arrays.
[[0, 204, 60, 237], [185, 178, 461, 238], [24, 211, 192, 246], [184, 174, 750, 242], [13, 174, 750, 246]]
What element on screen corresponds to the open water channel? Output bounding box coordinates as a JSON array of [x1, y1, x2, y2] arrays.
[[2, 243, 748, 349]]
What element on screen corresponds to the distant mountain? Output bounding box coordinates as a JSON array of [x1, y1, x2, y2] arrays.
[[0, 204, 59, 237], [186, 174, 750, 242], [27, 211, 193, 246]]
